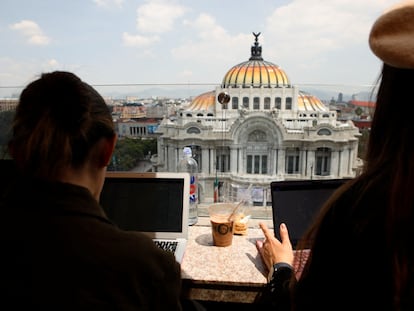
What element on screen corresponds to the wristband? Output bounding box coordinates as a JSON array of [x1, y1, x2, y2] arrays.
[[268, 262, 293, 282]]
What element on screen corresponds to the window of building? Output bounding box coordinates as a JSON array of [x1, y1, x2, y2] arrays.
[[187, 127, 201, 134], [246, 155, 267, 174], [262, 155, 268, 174], [317, 128, 332, 136], [216, 147, 230, 172], [285, 147, 300, 174], [253, 97, 260, 110], [243, 97, 249, 108], [232, 97, 239, 109], [286, 97, 292, 110], [315, 147, 331, 176], [245, 130, 269, 174], [275, 97, 281, 109], [186, 145, 202, 173]]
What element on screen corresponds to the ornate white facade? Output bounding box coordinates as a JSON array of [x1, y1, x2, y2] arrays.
[[154, 34, 360, 206]]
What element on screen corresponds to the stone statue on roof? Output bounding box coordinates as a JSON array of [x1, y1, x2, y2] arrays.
[[250, 32, 262, 60]]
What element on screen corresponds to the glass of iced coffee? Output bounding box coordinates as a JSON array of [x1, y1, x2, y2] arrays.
[[208, 203, 236, 247]]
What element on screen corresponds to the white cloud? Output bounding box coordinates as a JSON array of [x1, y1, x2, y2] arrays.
[[167, 0, 397, 85], [122, 1, 187, 50], [45, 59, 59, 68], [122, 32, 160, 47], [263, 0, 396, 60], [0, 57, 44, 88], [172, 13, 251, 63], [135, 0, 187, 34], [93, 0, 123, 8], [10, 20, 50, 46], [177, 69, 193, 81], [0, 57, 82, 90]]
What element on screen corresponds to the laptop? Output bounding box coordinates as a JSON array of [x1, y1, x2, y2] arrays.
[[100, 171, 190, 264], [270, 178, 351, 249]]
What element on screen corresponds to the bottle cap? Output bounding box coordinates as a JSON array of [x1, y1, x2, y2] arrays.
[[183, 147, 192, 157]]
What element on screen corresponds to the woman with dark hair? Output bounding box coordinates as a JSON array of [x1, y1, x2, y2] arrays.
[[0, 71, 183, 310], [256, 1, 414, 310]]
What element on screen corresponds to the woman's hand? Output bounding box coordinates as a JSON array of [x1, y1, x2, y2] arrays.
[[256, 222, 294, 272]]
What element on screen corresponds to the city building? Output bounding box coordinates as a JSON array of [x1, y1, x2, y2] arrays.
[[0, 99, 18, 112], [116, 117, 161, 139], [153, 33, 360, 206]]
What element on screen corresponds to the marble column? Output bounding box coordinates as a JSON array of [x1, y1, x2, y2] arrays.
[[202, 148, 209, 174]]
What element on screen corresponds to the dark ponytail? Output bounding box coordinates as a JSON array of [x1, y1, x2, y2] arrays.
[[10, 71, 115, 180]]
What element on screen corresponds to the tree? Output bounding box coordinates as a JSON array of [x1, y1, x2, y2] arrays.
[[355, 107, 363, 118], [108, 137, 157, 171]]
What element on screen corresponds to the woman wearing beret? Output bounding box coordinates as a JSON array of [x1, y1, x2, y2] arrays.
[[256, 1, 414, 310]]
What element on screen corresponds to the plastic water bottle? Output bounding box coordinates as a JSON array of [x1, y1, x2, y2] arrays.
[[177, 147, 198, 225]]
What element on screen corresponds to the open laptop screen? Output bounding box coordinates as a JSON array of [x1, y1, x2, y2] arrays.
[[100, 172, 189, 239], [271, 178, 351, 248]]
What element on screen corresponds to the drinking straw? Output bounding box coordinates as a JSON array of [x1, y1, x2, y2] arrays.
[[228, 200, 244, 221]]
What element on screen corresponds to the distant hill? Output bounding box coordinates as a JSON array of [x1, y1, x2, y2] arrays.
[[93, 84, 375, 102], [298, 85, 375, 102], [94, 85, 218, 100]]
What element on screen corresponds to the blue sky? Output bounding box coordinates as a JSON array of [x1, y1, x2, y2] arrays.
[[0, 0, 396, 97]]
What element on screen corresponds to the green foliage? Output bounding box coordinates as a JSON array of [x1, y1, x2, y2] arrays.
[[108, 137, 157, 171], [141, 139, 157, 157], [355, 107, 363, 116]]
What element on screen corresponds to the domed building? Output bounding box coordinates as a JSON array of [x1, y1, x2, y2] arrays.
[[154, 33, 360, 207]]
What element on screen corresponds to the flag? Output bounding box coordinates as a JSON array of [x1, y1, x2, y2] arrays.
[[214, 176, 219, 203]]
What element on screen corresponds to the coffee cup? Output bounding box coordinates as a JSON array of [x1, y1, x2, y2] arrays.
[[208, 203, 236, 247]]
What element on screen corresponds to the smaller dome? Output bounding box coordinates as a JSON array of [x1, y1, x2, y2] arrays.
[[187, 91, 216, 112], [297, 92, 328, 111]]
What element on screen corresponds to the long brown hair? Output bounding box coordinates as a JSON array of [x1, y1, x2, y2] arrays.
[[10, 71, 115, 180], [294, 64, 414, 309]]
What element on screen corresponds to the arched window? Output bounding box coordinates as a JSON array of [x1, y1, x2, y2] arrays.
[[275, 97, 281, 109], [246, 130, 268, 174], [317, 128, 332, 136], [243, 97, 249, 108], [187, 127, 201, 134]]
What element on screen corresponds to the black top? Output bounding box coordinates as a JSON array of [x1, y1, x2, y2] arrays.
[[258, 178, 414, 310], [0, 177, 182, 310]]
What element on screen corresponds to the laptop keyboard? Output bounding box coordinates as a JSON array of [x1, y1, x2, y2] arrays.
[[154, 240, 178, 253]]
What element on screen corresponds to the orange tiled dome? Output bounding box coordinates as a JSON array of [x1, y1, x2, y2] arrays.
[[297, 92, 328, 111], [221, 32, 290, 88], [187, 33, 325, 113], [187, 91, 216, 112], [222, 60, 290, 88]]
